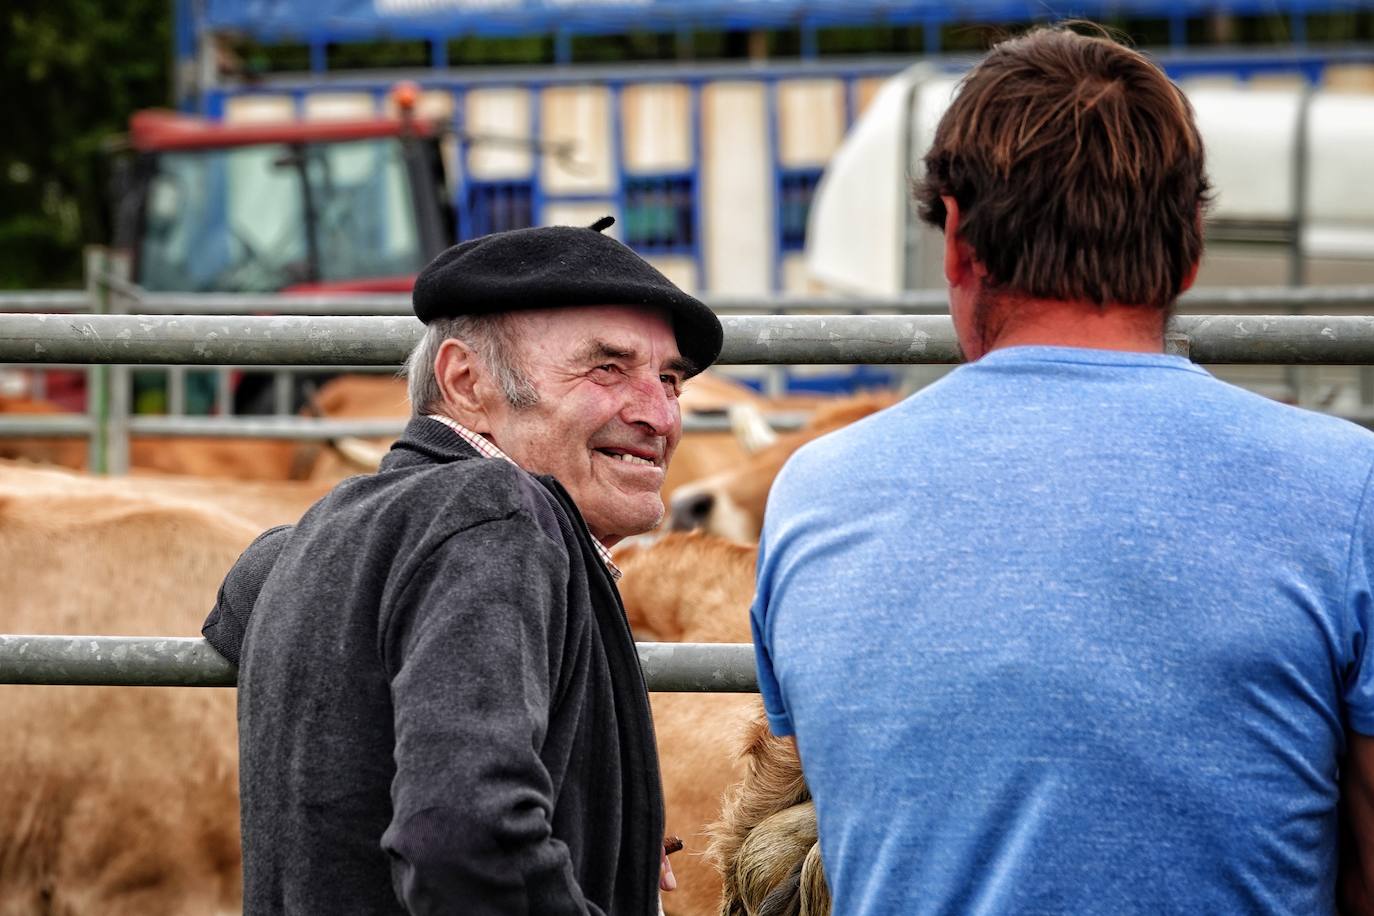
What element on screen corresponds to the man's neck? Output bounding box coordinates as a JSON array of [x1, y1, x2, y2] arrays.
[[976, 294, 1167, 357]]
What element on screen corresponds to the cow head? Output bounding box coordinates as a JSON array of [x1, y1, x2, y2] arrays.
[[708, 713, 830, 916], [668, 393, 898, 541]]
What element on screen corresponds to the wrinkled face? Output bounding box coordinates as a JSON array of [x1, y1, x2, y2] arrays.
[[483, 305, 688, 545]]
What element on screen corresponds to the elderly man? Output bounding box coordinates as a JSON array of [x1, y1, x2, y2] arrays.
[[202, 218, 722, 915], [751, 27, 1374, 914]]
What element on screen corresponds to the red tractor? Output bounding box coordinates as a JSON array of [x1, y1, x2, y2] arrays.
[[116, 95, 449, 295], [103, 89, 452, 413]]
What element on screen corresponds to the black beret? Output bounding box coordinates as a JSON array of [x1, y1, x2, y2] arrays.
[[413, 217, 723, 372]]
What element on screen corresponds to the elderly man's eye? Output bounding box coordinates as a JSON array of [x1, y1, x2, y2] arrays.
[[661, 374, 682, 395]]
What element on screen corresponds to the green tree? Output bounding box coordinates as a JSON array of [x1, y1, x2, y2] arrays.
[[0, 0, 170, 289]]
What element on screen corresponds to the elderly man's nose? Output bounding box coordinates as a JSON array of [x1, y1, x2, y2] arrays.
[[624, 378, 677, 434]]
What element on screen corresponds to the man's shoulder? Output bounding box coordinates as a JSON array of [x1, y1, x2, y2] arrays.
[[774, 395, 914, 481], [1198, 376, 1374, 465], [763, 401, 905, 525], [296, 456, 573, 564], [340, 453, 545, 516]]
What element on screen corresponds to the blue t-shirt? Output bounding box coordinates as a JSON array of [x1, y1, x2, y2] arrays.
[[752, 346, 1374, 915]]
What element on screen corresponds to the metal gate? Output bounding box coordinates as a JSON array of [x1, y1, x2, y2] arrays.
[[6, 305, 1374, 688]]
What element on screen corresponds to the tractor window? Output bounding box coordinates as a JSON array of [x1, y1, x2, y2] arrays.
[[304, 138, 425, 283], [140, 144, 307, 292], [137, 138, 426, 292]]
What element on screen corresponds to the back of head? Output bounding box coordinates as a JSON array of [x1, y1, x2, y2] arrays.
[[915, 26, 1211, 310]]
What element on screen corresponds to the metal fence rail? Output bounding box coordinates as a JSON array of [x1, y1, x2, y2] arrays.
[[7, 283, 1374, 470], [0, 415, 93, 437], [0, 290, 90, 312], [7, 285, 1374, 316], [0, 409, 810, 440], [9, 313, 1374, 366], [0, 636, 758, 693], [5, 303, 1374, 692]]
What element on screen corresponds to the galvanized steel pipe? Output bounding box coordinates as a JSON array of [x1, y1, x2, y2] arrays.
[[1179, 285, 1374, 312], [0, 415, 93, 436], [0, 636, 759, 693], [126, 291, 957, 316], [0, 411, 809, 440], [6, 314, 1374, 365], [0, 314, 422, 366], [125, 416, 408, 440], [637, 642, 759, 692], [0, 290, 91, 312], [0, 636, 237, 687], [719, 315, 961, 364], [1170, 315, 1374, 364], [9, 314, 1374, 366], [12, 284, 1374, 317]]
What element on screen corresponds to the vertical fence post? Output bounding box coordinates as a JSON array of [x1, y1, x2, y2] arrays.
[[83, 247, 110, 474], [104, 252, 133, 475], [273, 370, 294, 416], [168, 365, 187, 415], [216, 366, 234, 418], [1288, 83, 1314, 407], [764, 79, 788, 399]]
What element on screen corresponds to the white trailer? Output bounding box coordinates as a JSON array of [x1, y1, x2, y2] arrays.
[[806, 64, 1374, 296], [804, 64, 1374, 405]]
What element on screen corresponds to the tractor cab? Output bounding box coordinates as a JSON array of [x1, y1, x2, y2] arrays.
[[115, 106, 451, 295], [105, 101, 452, 414]]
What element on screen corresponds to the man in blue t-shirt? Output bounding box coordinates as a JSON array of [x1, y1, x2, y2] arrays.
[[752, 27, 1374, 915]]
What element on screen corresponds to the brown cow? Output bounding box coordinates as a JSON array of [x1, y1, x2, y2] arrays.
[[0, 480, 788, 915], [663, 372, 767, 502], [0, 478, 256, 914], [0, 393, 306, 481], [668, 393, 899, 541], [129, 436, 306, 481], [615, 531, 828, 916], [0, 490, 765, 914], [288, 373, 411, 483], [0, 459, 330, 530], [0, 396, 88, 469], [614, 531, 762, 916], [0, 375, 402, 483]]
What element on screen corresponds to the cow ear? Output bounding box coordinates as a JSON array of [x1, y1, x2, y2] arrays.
[[330, 437, 389, 471], [728, 404, 778, 454]]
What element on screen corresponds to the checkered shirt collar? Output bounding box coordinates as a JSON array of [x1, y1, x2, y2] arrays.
[[424, 414, 622, 581]]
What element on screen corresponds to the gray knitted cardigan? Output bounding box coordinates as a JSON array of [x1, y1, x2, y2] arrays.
[[203, 417, 664, 915]]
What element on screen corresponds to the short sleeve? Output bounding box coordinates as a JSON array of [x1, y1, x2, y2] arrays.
[[751, 518, 795, 737], [1344, 465, 1374, 736]]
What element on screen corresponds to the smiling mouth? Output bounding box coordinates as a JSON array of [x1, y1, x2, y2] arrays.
[[595, 448, 659, 468]]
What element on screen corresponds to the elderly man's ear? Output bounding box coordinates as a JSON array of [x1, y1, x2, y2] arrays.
[[433, 338, 493, 430]]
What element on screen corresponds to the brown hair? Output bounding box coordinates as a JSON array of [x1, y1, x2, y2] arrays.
[[915, 25, 1211, 310]]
